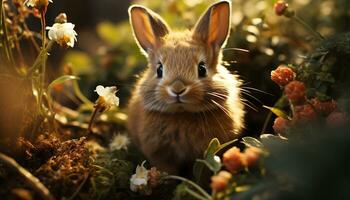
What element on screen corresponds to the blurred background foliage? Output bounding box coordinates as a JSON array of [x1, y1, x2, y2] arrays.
[[42, 0, 349, 136]]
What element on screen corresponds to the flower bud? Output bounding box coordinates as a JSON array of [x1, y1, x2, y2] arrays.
[[274, 1, 295, 17], [55, 13, 67, 23], [24, 0, 53, 12]]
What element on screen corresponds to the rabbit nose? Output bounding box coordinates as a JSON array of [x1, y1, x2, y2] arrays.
[[169, 80, 187, 96]]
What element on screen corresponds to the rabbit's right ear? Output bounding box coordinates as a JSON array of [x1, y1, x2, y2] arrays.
[[129, 6, 170, 54], [192, 1, 231, 49]]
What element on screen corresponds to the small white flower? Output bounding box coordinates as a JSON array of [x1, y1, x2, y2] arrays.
[[24, 0, 53, 8], [130, 161, 149, 192], [46, 22, 77, 48], [109, 134, 130, 151], [94, 85, 119, 111]]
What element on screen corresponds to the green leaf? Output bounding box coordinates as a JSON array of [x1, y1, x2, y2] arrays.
[[214, 139, 238, 154], [196, 157, 222, 174], [242, 137, 263, 148], [48, 75, 80, 90], [260, 134, 288, 143], [193, 160, 206, 184], [263, 105, 291, 120], [204, 138, 220, 157]]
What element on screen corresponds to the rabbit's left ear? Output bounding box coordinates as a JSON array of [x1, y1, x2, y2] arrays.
[[192, 1, 231, 48], [129, 5, 170, 54]]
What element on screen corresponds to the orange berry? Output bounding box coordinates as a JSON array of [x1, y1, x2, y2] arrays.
[[223, 147, 244, 173], [210, 171, 232, 192], [293, 104, 317, 123], [273, 117, 290, 135], [271, 65, 295, 86], [311, 98, 337, 115], [243, 147, 262, 167], [284, 81, 306, 104]]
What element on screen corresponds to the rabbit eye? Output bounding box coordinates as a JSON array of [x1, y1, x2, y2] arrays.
[[198, 61, 207, 78], [156, 62, 163, 78]]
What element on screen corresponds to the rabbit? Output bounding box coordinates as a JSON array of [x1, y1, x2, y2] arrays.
[[127, 0, 245, 174]]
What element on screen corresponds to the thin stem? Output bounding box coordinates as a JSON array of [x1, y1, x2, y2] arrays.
[[28, 40, 54, 75], [23, 22, 40, 52], [14, 34, 27, 69], [73, 80, 94, 106], [87, 106, 100, 134], [0, 153, 55, 200], [164, 175, 211, 200], [1, 0, 16, 69], [67, 172, 89, 200], [38, 10, 47, 114], [184, 187, 210, 200], [292, 15, 324, 41]]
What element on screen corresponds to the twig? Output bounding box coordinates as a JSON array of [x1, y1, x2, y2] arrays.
[[0, 152, 55, 200], [67, 172, 89, 200], [292, 15, 324, 41]]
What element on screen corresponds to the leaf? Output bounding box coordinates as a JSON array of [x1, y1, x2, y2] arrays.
[[260, 134, 288, 143], [204, 138, 220, 157], [196, 158, 222, 175], [214, 139, 238, 154], [194, 138, 224, 183], [193, 161, 206, 184], [263, 105, 291, 120], [48, 75, 80, 90], [242, 137, 263, 148]]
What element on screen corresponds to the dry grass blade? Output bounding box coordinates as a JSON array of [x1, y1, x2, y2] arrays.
[[0, 153, 55, 200]]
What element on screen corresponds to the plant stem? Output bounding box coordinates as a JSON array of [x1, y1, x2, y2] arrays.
[[292, 15, 324, 41], [0, 0, 15, 69], [184, 187, 210, 200], [164, 175, 211, 200], [38, 10, 47, 114], [87, 106, 100, 134], [67, 172, 89, 200], [28, 40, 54, 75], [73, 79, 94, 106], [0, 152, 55, 200], [23, 22, 40, 52]]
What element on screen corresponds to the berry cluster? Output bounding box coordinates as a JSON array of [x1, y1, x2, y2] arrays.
[[210, 146, 262, 193], [222, 146, 262, 173], [271, 65, 348, 135]]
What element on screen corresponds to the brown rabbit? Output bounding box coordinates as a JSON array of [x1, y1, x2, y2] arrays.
[[127, 1, 244, 174]]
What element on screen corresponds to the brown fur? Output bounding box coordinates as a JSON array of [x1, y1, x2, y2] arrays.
[[127, 1, 245, 174]]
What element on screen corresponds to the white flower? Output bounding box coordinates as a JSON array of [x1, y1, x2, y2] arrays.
[[94, 85, 119, 111], [24, 0, 53, 8], [130, 161, 149, 192], [46, 22, 77, 48], [109, 134, 130, 151]]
